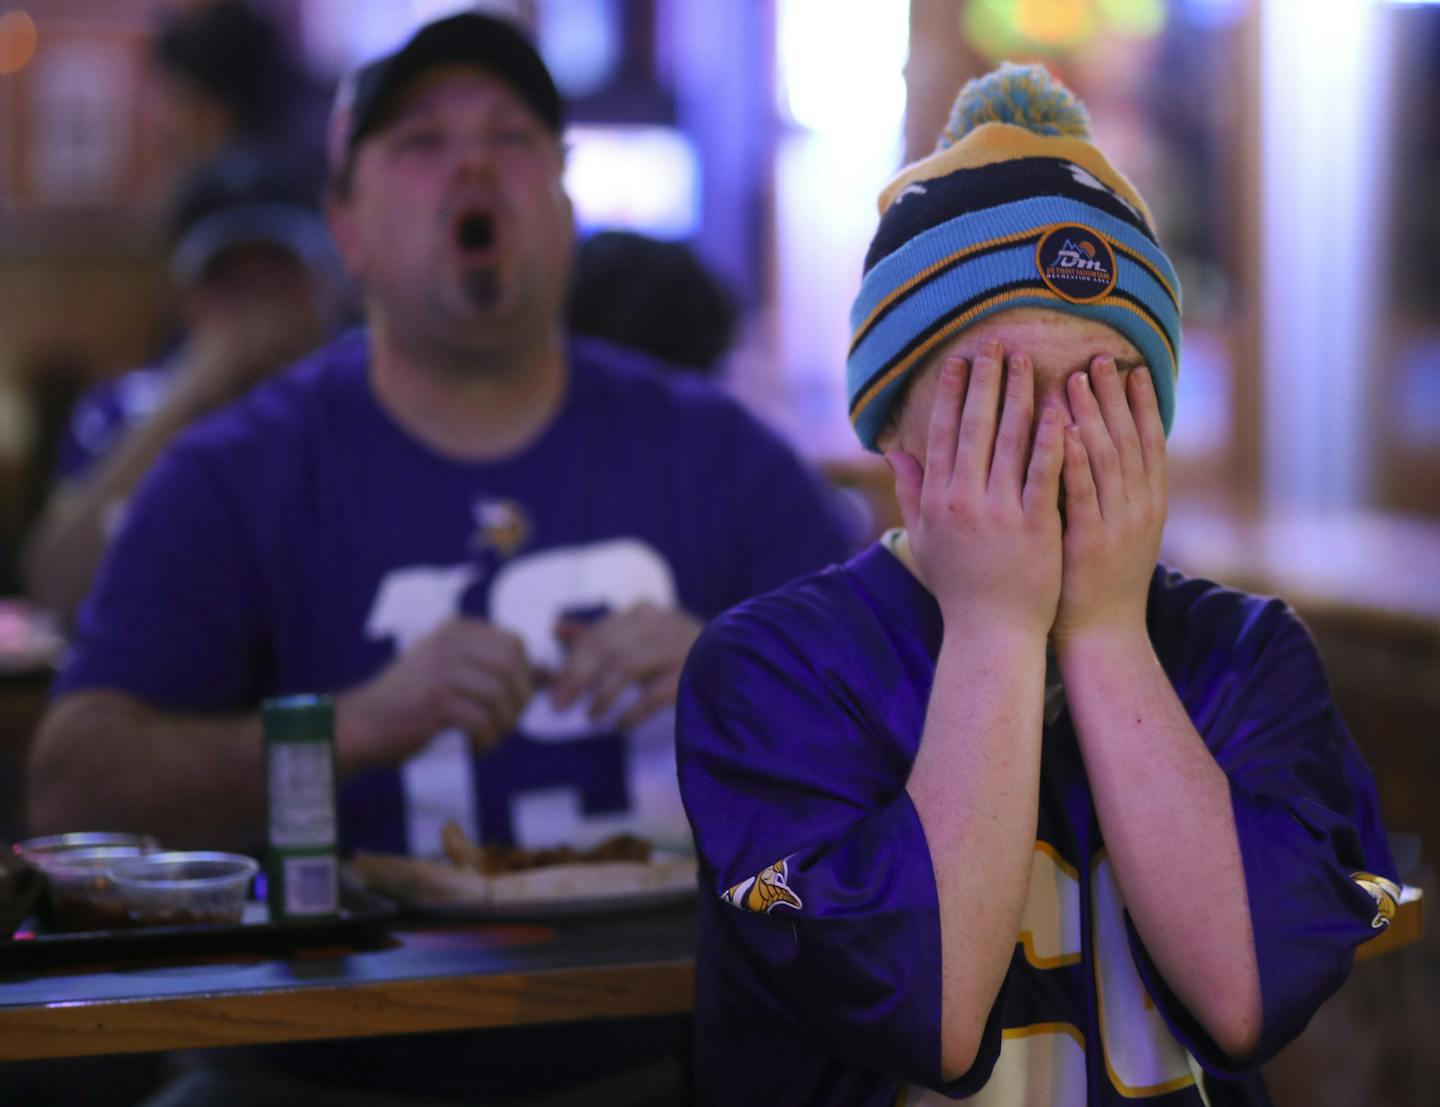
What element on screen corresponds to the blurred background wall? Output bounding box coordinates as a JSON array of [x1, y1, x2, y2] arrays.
[[0, 2, 1435, 1102], [3, 1, 1438, 521]]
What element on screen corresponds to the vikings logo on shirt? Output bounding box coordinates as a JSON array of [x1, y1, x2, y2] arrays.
[[722, 857, 802, 914], [1351, 871, 1401, 929], [470, 498, 530, 558]]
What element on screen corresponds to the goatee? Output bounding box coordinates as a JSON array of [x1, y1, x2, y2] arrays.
[[461, 267, 500, 310]]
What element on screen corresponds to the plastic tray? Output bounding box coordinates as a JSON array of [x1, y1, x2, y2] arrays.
[[0, 882, 398, 971]]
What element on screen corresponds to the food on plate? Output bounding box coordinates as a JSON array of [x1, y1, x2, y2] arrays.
[[440, 819, 652, 875], [348, 821, 695, 914]]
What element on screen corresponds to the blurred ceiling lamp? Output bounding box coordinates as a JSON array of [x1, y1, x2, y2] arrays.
[[961, 0, 1165, 58], [0, 9, 37, 77], [777, 0, 908, 140]]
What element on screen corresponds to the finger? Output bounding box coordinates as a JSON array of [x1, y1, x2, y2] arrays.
[[1089, 355, 1145, 490], [1062, 424, 1101, 530], [552, 609, 645, 708], [460, 629, 532, 710], [885, 451, 923, 532], [955, 340, 1004, 487], [551, 626, 608, 708], [1128, 366, 1167, 499], [1021, 405, 1065, 516], [1067, 370, 1123, 518], [444, 691, 503, 752], [553, 618, 586, 647], [589, 605, 664, 669], [451, 656, 527, 723], [589, 662, 634, 722], [923, 358, 967, 487], [988, 353, 1034, 497], [571, 613, 646, 719], [617, 670, 682, 731]]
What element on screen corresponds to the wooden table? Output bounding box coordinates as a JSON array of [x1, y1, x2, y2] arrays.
[[0, 886, 1420, 1067], [0, 902, 697, 1062]]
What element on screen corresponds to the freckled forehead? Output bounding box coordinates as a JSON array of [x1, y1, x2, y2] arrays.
[[929, 306, 1144, 384]]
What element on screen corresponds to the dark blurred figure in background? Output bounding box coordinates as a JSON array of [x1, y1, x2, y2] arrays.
[[568, 229, 737, 375], [150, 0, 329, 198], [21, 150, 345, 623]]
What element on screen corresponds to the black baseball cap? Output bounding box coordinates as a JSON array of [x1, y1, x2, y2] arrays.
[[328, 12, 562, 184], [168, 150, 338, 286]]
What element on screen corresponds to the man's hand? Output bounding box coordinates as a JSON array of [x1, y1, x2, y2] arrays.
[[335, 617, 532, 772], [549, 602, 702, 730], [886, 341, 1066, 637], [1054, 358, 1166, 645]]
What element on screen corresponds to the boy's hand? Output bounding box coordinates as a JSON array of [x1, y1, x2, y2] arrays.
[[887, 341, 1065, 639], [1053, 358, 1167, 646]]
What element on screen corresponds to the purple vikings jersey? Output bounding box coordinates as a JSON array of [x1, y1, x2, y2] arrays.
[[678, 542, 1398, 1107], [55, 329, 855, 858]]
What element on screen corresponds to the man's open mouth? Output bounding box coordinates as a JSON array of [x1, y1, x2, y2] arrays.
[[456, 211, 495, 253]]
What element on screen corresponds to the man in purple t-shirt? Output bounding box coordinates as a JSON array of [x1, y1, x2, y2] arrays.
[[678, 64, 1398, 1106], [29, 12, 850, 865], [27, 12, 852, 1104]]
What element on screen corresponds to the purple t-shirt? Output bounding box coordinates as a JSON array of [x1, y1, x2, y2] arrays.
[[678, 542, 1398, 1106], [57, 329, 856, 857]]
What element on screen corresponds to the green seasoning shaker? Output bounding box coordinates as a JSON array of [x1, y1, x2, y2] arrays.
[[262, 694, 339, 920]]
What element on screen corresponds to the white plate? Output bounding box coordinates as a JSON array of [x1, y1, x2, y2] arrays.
[[347, 852, 698, 919]]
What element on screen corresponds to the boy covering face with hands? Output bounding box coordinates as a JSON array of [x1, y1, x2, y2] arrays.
[[677, 65, 1399, 1107]]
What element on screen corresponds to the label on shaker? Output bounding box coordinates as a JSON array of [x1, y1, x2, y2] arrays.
[[267, 743, 337, 849], [281, 854, 339, 915]]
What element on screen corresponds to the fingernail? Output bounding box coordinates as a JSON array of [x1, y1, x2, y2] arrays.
[[942, 357, 964, 379], [1095, 356, 1115, 376], [986, 340, 1003, 359], [1135, 366, 1152, 387], [1008, 353, 1026, 372]]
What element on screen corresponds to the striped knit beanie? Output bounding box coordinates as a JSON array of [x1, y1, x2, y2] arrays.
[[847, 63, 1181, 451]]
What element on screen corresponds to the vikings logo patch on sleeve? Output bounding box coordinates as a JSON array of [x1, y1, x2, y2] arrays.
[[722, 858, 802, 914], [1351, 872, 1401, 929]]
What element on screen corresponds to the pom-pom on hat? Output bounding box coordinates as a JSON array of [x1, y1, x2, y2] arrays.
[[846, 63, 1181, 451]]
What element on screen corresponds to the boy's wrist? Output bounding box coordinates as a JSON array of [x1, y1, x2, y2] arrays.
[[1052, 621, 1154, 673]]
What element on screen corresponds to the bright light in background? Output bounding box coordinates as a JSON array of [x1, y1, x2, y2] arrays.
[[565, 125, 699, 240], [772, 0, 909, 454], [1178, 0, 1247, 28], [962, 0, 1164, 57], [1099, 0, 1166, 36], [537, 0, 621, 98], [1261, 0, 1389, 508], [777, 0, 907, 138], [302, 0, 517, 76], [0, 9, 38, 77]]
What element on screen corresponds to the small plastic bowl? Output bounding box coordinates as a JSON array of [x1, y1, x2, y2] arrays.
[[13, 832, 161, 864], [35, 845, 156, 932], [108, 851, 259, 928]]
